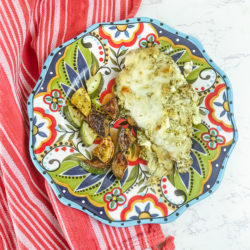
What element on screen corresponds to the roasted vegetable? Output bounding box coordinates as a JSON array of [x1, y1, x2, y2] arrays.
[[63, 104, 84, 128], [89, 106, 109, 137], [101, 97, 119, 120], [86, 72, 103, 99], [93, 136, 114, 164], [80, 159, 109, 175], [65, 153, 109, 175], [80, 120, 97, 146], [112, 152, 128, 179], [118, 128, 130, 152], [71, 87, 91, 117]]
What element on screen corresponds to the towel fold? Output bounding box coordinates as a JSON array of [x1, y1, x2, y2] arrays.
[[0, 0, 175, 249]]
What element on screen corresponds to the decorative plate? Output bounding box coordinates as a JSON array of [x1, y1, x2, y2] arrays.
[[27, 17, 237, 227]]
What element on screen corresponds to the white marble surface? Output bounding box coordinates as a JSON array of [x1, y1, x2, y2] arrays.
[[137, 1, 250, 249]]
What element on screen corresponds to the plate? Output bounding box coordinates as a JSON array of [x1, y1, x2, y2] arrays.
[[27, 17, 237, 227]]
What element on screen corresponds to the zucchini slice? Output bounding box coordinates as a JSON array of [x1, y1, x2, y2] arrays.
[[71, 87, 91, 117], [80, 120, 97, 146], [80, 161, 109, 175], [86, 72, 103, 98], [63, 105, 84, 128]]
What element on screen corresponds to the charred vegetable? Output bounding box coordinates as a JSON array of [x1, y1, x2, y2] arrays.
[[89, 106, 109, 137], [71, 87, 91, 117], [112, 152, 128, 179], [101, 97, 119, 120], [93, 136, 114, 164], [118, 128, 131, 152]]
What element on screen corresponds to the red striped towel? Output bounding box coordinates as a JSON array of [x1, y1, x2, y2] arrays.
[[0, 0, 175, 249]]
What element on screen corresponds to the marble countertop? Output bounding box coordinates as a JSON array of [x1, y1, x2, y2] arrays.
[[137, 1, 250, 249]]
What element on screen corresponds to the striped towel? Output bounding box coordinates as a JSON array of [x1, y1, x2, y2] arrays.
[[0, 0, 175, 249]]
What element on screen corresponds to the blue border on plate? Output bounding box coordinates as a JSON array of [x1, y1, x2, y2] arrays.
[[27, 17, 238, 227]]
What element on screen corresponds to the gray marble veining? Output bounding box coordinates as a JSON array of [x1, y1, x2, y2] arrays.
[[137, 1, 250, 249]]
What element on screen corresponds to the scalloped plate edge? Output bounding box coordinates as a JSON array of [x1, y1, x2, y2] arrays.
[[27, 17, 238, 227]]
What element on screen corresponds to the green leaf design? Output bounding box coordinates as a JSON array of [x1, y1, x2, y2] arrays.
[[111, 67, 120, 72], [66, 124, 75, 131], [199, 108, 207, 116], [110, 47, 117, 57], [216, 137, 224, 143], [150, 187, 156, 194], [126, 165, 139, 183], [198, 96, 205, 106], [51, 102, 58, 111], [91, 52, 99, 75], [68, 133, 75, 141], [45, 96, 52, 103], [138, 171, 143, 180], [110, 57, 118, 66], [52, 91, 59, 98], [138, 185, 147, 194], [113, 188, 120, 196], [110, 201, 116, 209], [58, 124, 64, 130], [210, 129, 217, 136], [117, 197, 124, 202], [120, 57, 125, 66], [148, 36, 154, 43], [137, 178, 145, 186], [84, 149, 92, 160], [167, 174, 175, 187], [105, 194, 112, 201], [55, 134, 66, 143], [118, 49, 128, 57]]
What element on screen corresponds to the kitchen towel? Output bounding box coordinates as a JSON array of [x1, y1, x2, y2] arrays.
[[0, 0, 175, 249]]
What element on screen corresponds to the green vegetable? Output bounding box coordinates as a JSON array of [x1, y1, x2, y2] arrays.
[[80, 120, 97, 146], [86, 72, 103, 98], [80, 161, 109, 175], [63, 105, 84, 128]]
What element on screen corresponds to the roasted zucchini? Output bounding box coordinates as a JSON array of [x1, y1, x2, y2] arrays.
[[63, 104, 84, 128], [80, 120, 97, 146], [86, 72, 103, 99]]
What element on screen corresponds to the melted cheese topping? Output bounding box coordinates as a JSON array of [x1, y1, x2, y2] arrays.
[[115, 47, 201, 184]]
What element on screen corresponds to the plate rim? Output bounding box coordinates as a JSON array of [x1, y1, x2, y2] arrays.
[[27, 17, 238, 227]]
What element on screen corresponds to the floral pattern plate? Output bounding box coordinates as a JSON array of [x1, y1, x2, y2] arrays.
[[27, 17, 238, 227]]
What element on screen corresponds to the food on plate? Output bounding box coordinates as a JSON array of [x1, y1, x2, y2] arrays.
[[112, 152, 128, 179], [115, 47, 201, 183], [183, 61, 193, 77], [80, 158, 109, 175], [71, 87, 91, 116], [79, 120, 97, 146], [86, 72, 103, 98], [118, 128, 131, 152], [92, 136, 115, 164], [65, 47, 201, 183], [63, 104, 84, 128], [89, 106, 109, 137], [102, 97, 119, 120]]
